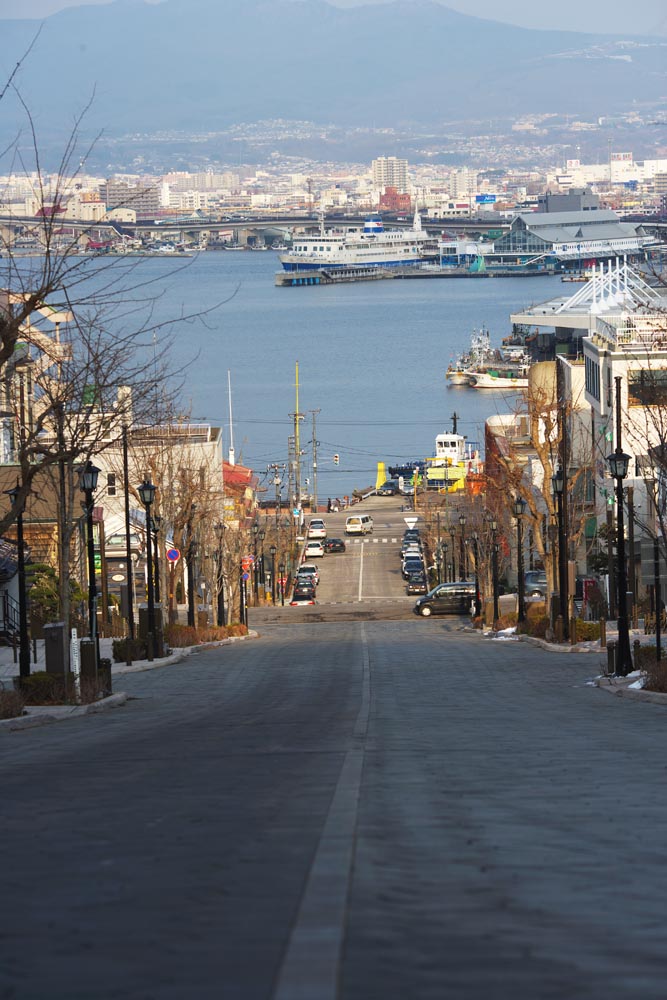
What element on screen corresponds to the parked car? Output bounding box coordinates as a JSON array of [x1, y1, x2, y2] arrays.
[[324, 537, 346, 553], [290, 589, 316, 606], [304, 540, 325, 558], [402, 557, 425, 579], [307, 518, 327, 539], [377, 480, 399, 495], [524, 570, 548, 597], [406, 573, 428, 595], [414, 582, 477, 617], [297, 563, 320, 587]]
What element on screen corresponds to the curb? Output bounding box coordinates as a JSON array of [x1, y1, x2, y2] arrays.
[[481, 631, 601, 654], [595, 676, 667, 705], [0, 692, 129, 732], [112, 630, 258, 675]]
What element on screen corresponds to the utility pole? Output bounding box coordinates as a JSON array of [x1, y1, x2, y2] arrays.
[[290, 361, 304, 517], [451, 412, 459, 434], [310, 409, 320, 515]]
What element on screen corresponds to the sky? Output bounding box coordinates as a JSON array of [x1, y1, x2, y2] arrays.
[[0, 0, 665, 36]]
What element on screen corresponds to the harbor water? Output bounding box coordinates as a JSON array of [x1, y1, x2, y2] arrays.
[[10, 252, 557, 499]]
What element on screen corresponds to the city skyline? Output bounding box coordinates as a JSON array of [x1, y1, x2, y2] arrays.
[[0, 0, 665, 36]]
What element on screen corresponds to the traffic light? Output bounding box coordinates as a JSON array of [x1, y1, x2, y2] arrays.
[[333, 454, 339, 465]]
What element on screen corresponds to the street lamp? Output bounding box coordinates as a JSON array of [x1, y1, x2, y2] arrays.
[[449, 527, 456, 580], [5, 482, 30, 678], [151, 514, 162, 605], [471, 531, 481, 618], [214, 522, 225, 627], [514, 497, 527, 623], [459, 513, 466, 580], [551, 465, 568, 640], [252, 522, 260, 603], [138, 477, 157, 661], [79, 461, 101, 669], [278, 561, 286, 606], [258, 528, 266, 592], [270, 544, 277, 604], [441, 540, 449, 583], [489, 517, 500, 626], [607, 447, 633, 675]]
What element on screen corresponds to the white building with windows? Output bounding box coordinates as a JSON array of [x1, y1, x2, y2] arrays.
[[371, 156, 409, 194]]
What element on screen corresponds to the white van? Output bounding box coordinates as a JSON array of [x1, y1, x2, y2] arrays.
[[345, 513, 373, 535]]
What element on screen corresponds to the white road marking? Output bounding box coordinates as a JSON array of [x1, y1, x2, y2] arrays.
[[357, 541, 364, 601], [273, 624, 371, 1000]]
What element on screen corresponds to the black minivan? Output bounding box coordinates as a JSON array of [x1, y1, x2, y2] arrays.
[[414, 582, 477, 617]]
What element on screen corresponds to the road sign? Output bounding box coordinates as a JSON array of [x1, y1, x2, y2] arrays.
[[242, 572, 250, 581], [404, 516, 418, 530], [166, 547, 180, 564], [242, 555, 254, 570]]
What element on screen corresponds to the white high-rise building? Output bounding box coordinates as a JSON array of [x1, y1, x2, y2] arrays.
[[372, 156, 409, 194]]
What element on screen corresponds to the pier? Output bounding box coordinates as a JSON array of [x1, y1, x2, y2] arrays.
[[275, 264, 555, 287]]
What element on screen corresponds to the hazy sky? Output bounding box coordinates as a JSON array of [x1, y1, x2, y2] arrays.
[[0, 0, 665, 35]]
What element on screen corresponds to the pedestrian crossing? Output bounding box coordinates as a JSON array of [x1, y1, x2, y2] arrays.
[[347, 537, 400, 544]]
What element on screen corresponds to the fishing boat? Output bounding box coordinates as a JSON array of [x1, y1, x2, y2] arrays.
[[446, 327, 501, 386], [468, 362, 530, 390]]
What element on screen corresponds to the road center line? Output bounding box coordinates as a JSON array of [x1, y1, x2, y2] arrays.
[[357, 541, 364, 602], [273, 624, 371, 1000]]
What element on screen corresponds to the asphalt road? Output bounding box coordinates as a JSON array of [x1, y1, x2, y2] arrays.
[[3, 618, 667, 1000]]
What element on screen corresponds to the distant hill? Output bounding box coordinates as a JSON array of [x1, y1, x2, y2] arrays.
[[0, 0, 663, 136]]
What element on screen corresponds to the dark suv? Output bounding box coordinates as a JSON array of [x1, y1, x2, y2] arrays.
[[414, 582, 477, 617]]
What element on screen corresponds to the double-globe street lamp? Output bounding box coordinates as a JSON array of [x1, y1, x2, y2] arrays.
[[278, 560, 286, 606], [489, 516, 500, 626], [607, 447, 633, 675], [551, 465, 569, 641], [79, 461, 101, 669], [270, 544, 277, 604], [459, 513, 466, 580], [5, 482, 31, 678], [471, 531, 481, 618], [514, 497, 527, 624], [138, 478, 158, 661]]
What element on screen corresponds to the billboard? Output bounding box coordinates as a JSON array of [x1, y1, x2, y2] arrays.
[[475, 194, 497, 204], [611, 152, 633, 163]]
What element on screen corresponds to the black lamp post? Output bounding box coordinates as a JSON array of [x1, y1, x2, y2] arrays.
[[138, 477, 157, 661], [252, 522, 259, 603], [551, 465, 569, 640], [459, 513, 466, 580], [214, 522, 225, 627], [514, 497, 527, 623], [441, 541, 449, 583], [79, 461, 101, 668], [449, 528, 456, 580], [278, 560, 286, 606], [490, 517, 500, 626], [6, 482, 30, 678], [270, 544, 277, 604], [151, 514, 162, 605], [471, 531, 481, 618], [258, 528, 266, 592], [607, 447, 633, 675]]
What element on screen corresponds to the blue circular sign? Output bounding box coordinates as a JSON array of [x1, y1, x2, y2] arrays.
[[166, 547, 180, 563]]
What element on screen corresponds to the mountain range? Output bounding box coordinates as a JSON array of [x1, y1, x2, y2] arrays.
[[0, 0, 664, 138]]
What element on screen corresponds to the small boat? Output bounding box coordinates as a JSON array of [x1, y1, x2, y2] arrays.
[[468, 363, 530, 389], [446, 326, 500, 386]]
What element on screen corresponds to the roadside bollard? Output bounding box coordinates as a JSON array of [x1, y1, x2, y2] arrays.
[[607, 641, 617, 676], [633, 639, 641, 672], [599, 619, 606, 648]]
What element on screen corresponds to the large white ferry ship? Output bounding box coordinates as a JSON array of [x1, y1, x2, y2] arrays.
[[279, 208, 436, 272]]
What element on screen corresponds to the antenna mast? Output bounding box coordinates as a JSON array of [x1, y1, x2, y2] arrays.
[[227, 370, 235, 466]]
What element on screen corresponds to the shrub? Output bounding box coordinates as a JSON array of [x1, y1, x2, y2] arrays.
[[112, 637, 148, 663], [165, 624, 199, 648], [0, 688, 25, 719], [642, 654, 667, 693], [494, 613, 517, 630], [227, 623, 248, 637], [517, 615, 550, 639], [573, 619, 601, 642], [18, 671, 73, 705]]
